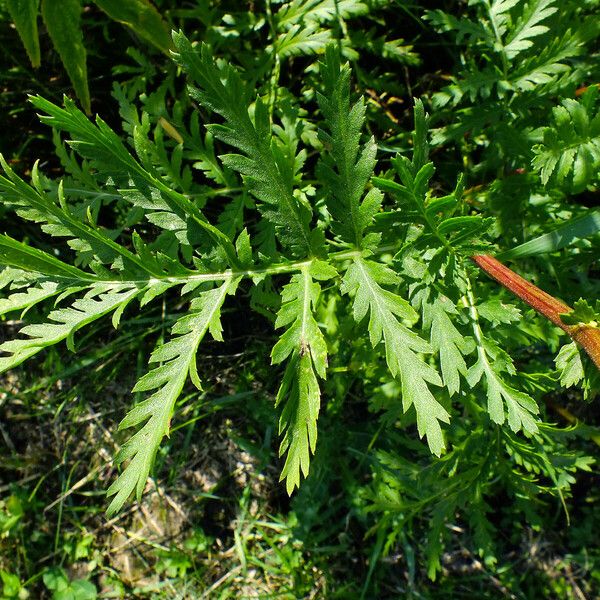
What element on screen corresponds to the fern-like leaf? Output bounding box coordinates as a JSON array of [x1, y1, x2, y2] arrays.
[[106, 279, 234, 514], [467, 351, 539, 433], [271, 261, 335, 493], [532, 89, 600, 189], [0, 157, 156, 275], [0, 233, 96, 281], [428, 296, 470, 398], [172, 32, 314, 258], [0, 280, 61, 317], [276, 0, 367, 30], [317, 45, 381, 248], [0, 284, 141, 372], [504, 0, 557, 59], [341, 257, 449, 455], [28, 96, 237, 264], [275, 24, 330, 58]]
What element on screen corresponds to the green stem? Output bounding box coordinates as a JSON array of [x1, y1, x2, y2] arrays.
[[460, 268, 493, 423], [485, 0, 509, 78], [266, 0, 280, 121]]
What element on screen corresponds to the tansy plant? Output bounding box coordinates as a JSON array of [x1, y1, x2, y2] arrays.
[[0, 34, 597, 516]]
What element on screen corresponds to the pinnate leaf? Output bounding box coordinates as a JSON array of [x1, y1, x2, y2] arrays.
[[317, 45, 380, 247], [429, 298, 469, 397], [107, 280, 233, 514], [555, 342, 584, 389], [0, 285, 140, 373], [467, 351, 539, 433], [532, 89, 600, 190], [172, 33, 314, 257], [342, 257, 448, 455], [271, 265, 331, 493], [504, 0, 557, 59]]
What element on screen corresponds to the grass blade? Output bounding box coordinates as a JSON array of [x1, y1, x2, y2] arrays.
[[497, 210, 600, 260]]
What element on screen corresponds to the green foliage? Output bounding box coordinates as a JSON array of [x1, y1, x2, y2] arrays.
[[426, 0, 599, 178], [6, 0, 40, 66], [173, 33, 314, 257], [1, 1, 599, 595], [497, 210, 600, 260], [272, 0, 366, 58], [561, 299, 600, 326], [2, 21, 597, 527], [41, 0, 90, 121], [363, 422, 596, 582], [342, 257, 449, 454], [428, 0, 593, 108], [43, 567, 97, 600], [4, 0, 171, 113], [0, 39, 475, 513], [93, 0, 171, 52], [271, 263, 333, 493], [1, 569, 27, 600], [532, 88, 600, 190], [317, 45, 379, 248], [106, 279, 236, 514]]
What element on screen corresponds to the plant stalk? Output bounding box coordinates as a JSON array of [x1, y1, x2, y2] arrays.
[[472, 254, 600, 370]]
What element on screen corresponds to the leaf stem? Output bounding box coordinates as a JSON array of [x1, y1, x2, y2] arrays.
[[472, 254, 600, 370]]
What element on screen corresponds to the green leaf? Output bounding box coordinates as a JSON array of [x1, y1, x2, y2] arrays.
[[43, 568, 69, 593], [424, 9, 488, 43], [275, 24, 330, 58], [0, 234, 95, 280], [0, 157, 161, 276], [532, 90, 600, 190], [511, 28, 589, 93], [0, 569, 23, 598], [0, 280, 65, 317], [560, 299, 600, 326], [342, 257, 448, 455], [41, 0, 90, 114], [43, 567, 97, 600], [271, 266, 329, 493], [275, 353, 322, 495], [92, 0, 172, 53], [429, 297, 469, 397], [6, 0, 41, 67], [107, 279, 233, 515], [28, 97, 238, 265], [276, 0, 368, 30], [555, 342, 584, 389], [172, 32, 314, 258], [317, 45, 380, 247], [476, 299, 521, 325], [504, 0, 557, 60], [0, 284, 140, 373], [430, 2, 589, 111], [68, 579, 97, 600], [411, 98, 430, 172], [497, 210, 600, 260], [467, 352, 539, 433]]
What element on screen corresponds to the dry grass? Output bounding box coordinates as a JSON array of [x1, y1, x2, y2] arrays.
[[0, 353, 331, 598]]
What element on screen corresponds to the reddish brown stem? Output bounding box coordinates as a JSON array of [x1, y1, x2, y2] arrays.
[[575, 83, 600, 97], [472, 254, 600, 370]]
